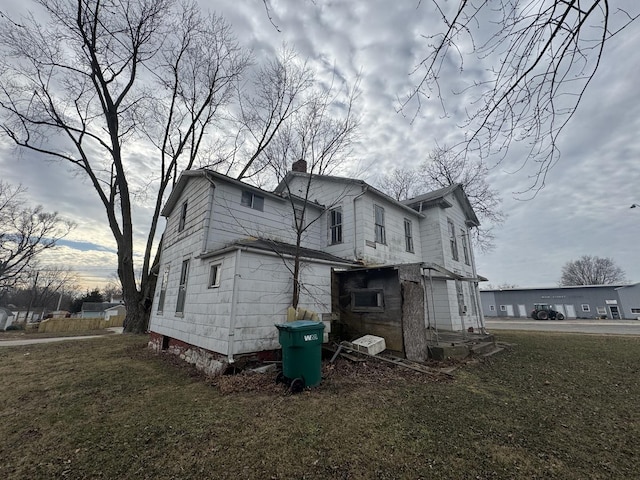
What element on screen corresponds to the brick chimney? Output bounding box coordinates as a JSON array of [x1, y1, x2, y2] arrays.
[[291, 159, 307, 173]]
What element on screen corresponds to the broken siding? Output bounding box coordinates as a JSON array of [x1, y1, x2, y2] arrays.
[[336, 269, 404, 353]]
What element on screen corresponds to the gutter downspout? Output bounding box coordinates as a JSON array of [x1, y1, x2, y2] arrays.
[[228, 248, 242, 363], [352, 185, 368, 260]]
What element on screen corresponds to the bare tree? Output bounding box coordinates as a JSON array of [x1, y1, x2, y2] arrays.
[[0, 1, 248, 332], [407, 1, 639, 194], [377, 167, 421, 202], [0, 181, 74, 289], [376, 146, 504, 251], [559, 255, 626, 286], [229, 45, 315, 182], [269, 79, 360, 308]]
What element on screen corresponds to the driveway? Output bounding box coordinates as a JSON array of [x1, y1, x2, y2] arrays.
[[0, 327, 124, 347], [485, 317, 640, 335]]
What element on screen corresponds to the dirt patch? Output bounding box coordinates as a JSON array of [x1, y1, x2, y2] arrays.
[[133, 340, 475, 396]]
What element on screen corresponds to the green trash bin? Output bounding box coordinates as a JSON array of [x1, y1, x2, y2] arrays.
[[275, 320, 325, 392]]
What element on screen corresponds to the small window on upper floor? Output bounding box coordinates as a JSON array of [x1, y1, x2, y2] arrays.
[[329, 207, 343, 245], [178, 201, 188, 232], [293, 206, 305, 230], [241, 190, 264, 211]]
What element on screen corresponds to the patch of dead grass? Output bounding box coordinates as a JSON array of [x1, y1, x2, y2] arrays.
[[0, 332, 638, 479]]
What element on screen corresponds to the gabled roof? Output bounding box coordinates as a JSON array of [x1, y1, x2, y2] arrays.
[[403, 184, 480, 227], [200, 237, 359, 266], [276, 171, 424, 218], [161, 169, 324, 217]]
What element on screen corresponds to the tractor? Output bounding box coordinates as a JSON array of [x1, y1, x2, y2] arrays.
[[531, 303, 565, 320]]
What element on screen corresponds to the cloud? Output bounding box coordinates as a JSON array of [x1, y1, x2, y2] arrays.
[[1, 0, 639, 290]]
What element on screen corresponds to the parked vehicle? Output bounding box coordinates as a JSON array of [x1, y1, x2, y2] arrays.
[[531, 303, 565, 320]]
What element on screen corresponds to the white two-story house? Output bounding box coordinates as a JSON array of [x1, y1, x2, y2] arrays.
[[148, 162, 486, 373]]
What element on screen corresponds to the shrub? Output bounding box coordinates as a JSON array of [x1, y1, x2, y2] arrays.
[[5, 324, 24, 331]]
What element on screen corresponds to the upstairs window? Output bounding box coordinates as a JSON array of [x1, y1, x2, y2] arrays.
[[178, 201, 188, 232], [329, 207, 343, 244], [374, 205, 386, 244], [461, 229, 470, 265], [241, 190, 264, 211], [448, 219, 458, 261], [176, 259, 190, 314], [293, 206, 305, 230], [404, 219, 414, 253]]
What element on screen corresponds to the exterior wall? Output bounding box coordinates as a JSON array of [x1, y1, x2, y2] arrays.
[[480, 285, 640, 319], [355, 192, 423, 265], [284, 176, 424, 265], [149, 245, 335, 357], [163, 175, 210, 254], [207, 181, 324, 253], [425, 278, 483, 332], [430, 203, 475, 279], [231, 251, 334, 355], [614, 284, 640, 319]]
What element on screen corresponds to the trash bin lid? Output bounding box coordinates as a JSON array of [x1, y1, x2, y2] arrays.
[[275, 320, 324, 331]]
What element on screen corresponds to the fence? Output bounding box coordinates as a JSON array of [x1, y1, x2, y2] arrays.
[[38, 314, 125, 334]]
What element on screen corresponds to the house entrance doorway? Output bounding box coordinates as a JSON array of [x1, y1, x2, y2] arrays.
[[609, 306, 620, 319]]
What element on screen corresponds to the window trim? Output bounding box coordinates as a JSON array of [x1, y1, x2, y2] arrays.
[[596, 306, 607, 315], [175, 259, 190, 315], [404, 218, 414, 253], [581, 304, 590, 312], [208, 263, 222, 288], [631, 308, 640, 314], [374, 204, 386, 244], [351, 288, 384, 312], [489, 305, 496, 311], [499, 305, 507, 312], [329, 207, 343, 245], [240, 190, 264, 211]]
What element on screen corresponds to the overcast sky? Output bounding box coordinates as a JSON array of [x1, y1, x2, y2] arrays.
[[1, 0, 639, 291]]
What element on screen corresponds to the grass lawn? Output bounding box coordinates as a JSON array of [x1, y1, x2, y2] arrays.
[[0, 332, 638, 479]]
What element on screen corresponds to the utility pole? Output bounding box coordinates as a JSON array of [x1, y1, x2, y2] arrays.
[[24, 270, 39, 324]]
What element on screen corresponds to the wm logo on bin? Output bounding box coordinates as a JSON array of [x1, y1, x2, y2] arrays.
[[303, 333, 318, 341]]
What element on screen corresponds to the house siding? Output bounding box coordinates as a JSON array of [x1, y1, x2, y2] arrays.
[[207, 181, 324, 253]]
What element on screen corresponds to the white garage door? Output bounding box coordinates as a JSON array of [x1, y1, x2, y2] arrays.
[[564, 305, 576, 318]]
